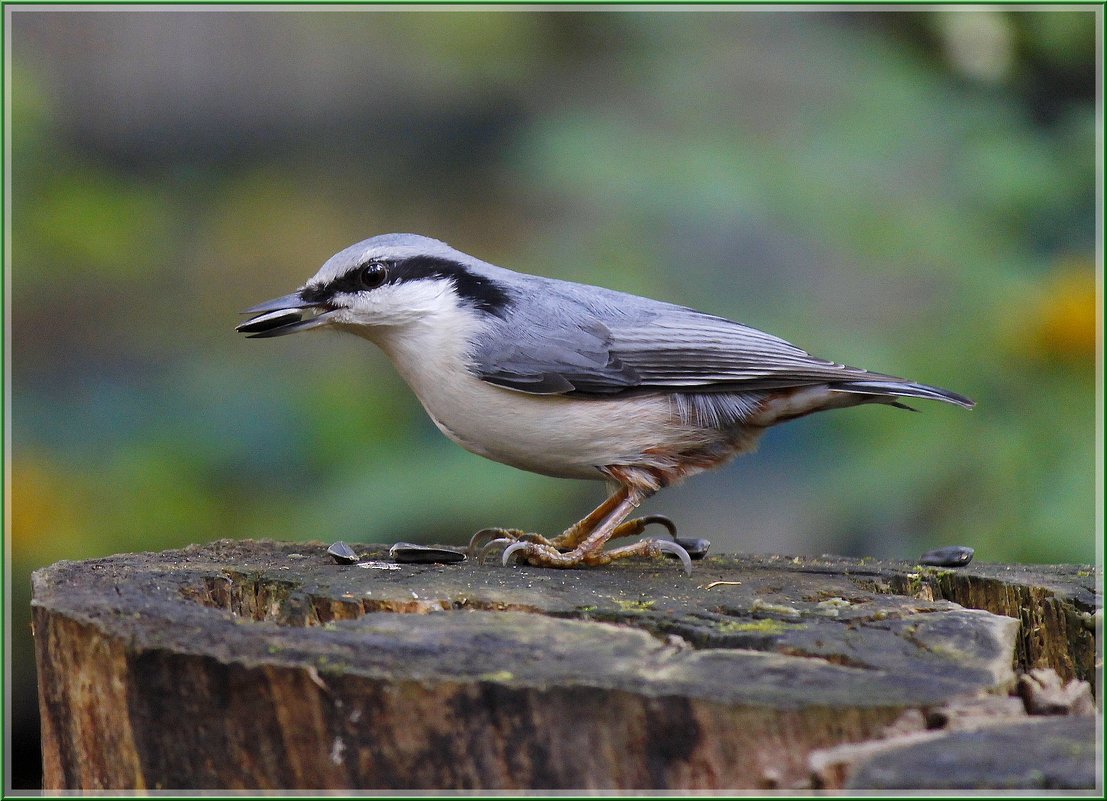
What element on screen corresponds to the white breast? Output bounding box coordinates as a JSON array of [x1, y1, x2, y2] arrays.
[[355, 299, 712, 481]]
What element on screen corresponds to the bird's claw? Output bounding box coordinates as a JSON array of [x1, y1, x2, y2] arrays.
[[468, 527, 522, 558], [655, 539, 692, 575], [477, 538, 518, 565], [471, 528, 558, 564], [501, 540, 531, 566], [502, 537, 692, 575], [621, 515, 709, 560], [474, 512, 695, 573], [637, 514, 678, 538]]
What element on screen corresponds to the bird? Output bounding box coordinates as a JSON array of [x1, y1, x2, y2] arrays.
[[237, 233, 974, 574]]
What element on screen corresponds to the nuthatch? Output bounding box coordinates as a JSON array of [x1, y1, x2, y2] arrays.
[[237, 234, 973, 574]]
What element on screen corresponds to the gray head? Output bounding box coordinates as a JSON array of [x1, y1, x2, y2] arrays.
[[236, 233, 513, 337]]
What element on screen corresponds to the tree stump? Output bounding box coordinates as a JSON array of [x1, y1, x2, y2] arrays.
[[32, 540, 1100, 790]]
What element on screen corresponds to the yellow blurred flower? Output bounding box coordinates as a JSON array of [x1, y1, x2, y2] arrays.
[[11, 455, 85, 564], [1017, 258, 1098, 364]]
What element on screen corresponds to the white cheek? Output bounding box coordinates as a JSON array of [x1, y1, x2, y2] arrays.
[[336, 281, 453, 326]]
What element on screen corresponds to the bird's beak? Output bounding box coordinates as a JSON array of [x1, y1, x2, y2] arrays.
[[235, 291, 340, 338]]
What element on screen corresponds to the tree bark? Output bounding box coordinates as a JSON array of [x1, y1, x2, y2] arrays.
[[32, 540, 1100, 790]]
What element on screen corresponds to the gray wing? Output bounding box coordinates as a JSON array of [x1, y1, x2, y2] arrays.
[[469, 278, 900, 396]]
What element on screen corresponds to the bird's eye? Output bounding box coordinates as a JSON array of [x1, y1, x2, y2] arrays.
[[359, 261, 388, 290]]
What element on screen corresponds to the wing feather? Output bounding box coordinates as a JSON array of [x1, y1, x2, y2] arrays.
[[470, 278, 899, 395]]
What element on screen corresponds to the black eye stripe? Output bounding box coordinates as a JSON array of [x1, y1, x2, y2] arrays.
[[299, 256, 511, 318], [300, 269, 367, 303]]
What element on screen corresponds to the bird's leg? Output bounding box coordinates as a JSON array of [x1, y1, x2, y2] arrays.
[[550, 503, 675, 551], [501, 488, 693, 574], [546, 486, 632, 549], [469, 487, 632, 559], [501, 488, 641, 568]]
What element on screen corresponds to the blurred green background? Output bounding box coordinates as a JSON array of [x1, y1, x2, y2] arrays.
[[7, 7, 1098, 789]]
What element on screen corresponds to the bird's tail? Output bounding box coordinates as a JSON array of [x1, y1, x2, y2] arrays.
[[831, 380, 975, 409], [743, 379, 973, 427]]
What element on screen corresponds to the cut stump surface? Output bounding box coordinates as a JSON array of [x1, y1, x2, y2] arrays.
[[32, 540, 1100, 790]]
